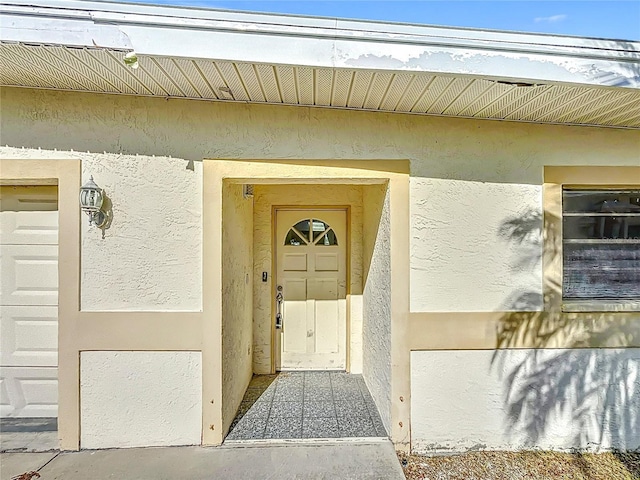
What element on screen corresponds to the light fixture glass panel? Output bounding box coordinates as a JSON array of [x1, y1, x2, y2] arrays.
[[79, 176, 104, 212], [80, 188, 103, 210]]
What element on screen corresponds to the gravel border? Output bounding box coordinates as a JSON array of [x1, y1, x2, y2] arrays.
[[398, 450, 640, 480]]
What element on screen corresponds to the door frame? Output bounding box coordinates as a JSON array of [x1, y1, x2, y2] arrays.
[[271, 205, 351, 373]]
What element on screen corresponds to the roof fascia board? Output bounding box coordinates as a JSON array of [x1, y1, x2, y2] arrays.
[[3, 2, 638, 60], [88, 11, 639, 62], [1, 11, 133, 49], [2, 1, 639, 89], [5, 0, 639, 51]]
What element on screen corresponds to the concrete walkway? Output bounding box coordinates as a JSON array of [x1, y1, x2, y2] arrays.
[[1, 440, 405, 480], [1, 418, 58, 453]]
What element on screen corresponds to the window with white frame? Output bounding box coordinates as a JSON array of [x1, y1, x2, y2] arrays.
[[563, 188, 640, 310]]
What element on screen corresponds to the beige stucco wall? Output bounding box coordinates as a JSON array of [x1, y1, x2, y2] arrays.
[[80, 351, 202, 449], [2, 87, 637, 316], [411, 180, 542, 312], [409, 126, 639, 313], [221, 183, 254, 433], [252, 184, 364, 374], [362, 183, 392, 434], [1, 86, 639, 451], [0, 148, 203, 311], [411, 349, 640, 453], [80, 154, 202, 311]]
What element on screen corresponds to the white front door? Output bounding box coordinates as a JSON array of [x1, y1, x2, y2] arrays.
[[0, 186, 59, 417], [275, 209, 347, 371]]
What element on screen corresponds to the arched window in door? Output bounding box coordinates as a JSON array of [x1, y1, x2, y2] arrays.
[[284, 218, 338, 246]]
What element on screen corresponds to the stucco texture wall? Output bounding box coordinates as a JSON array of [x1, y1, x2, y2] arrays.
[[2, 87, 639, 451], [0, 147, 202, 312], [2, 87, 638, 314], [80, 351, 202, 449], [362, 184, 392, 434], [411, 349, 640, 453], [221, 183, 254, 432], [411, 180, 541, 312], [409, 128, 639, 313]]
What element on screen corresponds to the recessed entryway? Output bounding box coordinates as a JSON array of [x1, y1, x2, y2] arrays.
[[225, 372, 387, 441], [220, 173, 398, 447]]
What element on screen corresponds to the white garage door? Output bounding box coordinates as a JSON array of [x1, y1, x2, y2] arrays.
[[1, 185, 58, 418]]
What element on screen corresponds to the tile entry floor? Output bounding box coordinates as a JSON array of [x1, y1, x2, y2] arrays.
[[226, 372, 388, 441]]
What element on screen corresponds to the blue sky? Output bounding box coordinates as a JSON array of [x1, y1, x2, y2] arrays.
[[126, 1, 639, 41]]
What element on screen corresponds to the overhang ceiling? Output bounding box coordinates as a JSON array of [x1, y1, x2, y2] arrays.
[[2, 43, 639, 128], [1, 0, 639, 129]]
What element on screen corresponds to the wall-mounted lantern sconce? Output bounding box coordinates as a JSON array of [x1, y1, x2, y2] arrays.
[[79, 176, 107, 228]]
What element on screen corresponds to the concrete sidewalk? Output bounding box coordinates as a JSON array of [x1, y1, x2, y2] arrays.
[[1, 440, 405, 480]]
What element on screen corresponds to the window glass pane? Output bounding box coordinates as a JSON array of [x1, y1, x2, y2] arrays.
[[311, 219, 327, 232], [563, 216, 640, 240], [312, 219, 329, 242], [285, 229, 306, 246], [293, 220, 311, 242], [315, 229, 337, 246], [563, 243, 640, 299], [563, 188, 640, 302], [563, 189, 640, 213], [285, 218, 338, 246]]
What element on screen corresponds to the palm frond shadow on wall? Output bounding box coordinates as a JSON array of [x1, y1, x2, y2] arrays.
[[493, 208, 640, 458]]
